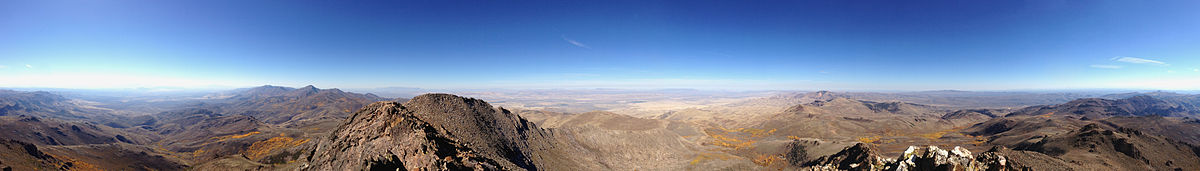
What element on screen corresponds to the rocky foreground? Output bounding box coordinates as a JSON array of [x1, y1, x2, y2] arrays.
[[808, 143, 1018, 171]]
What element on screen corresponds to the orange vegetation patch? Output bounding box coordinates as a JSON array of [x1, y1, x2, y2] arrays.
[[211, 131, 262, 142], [704, 126, 777, 150], [787, 135, 803, 141], [857, 136, 882, 143], [1038, 112, 1054, 118], [48, 153, 102, 171], [243, 136, 310, 161], [689, 152, 735, 165], [194, 148, 208, 156], [917, 126, 967, 142], [752, 154, 784, 166]]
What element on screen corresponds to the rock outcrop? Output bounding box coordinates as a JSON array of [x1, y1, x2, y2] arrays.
[[806, 143, 1019, 171], [806, 143, 889, 171]]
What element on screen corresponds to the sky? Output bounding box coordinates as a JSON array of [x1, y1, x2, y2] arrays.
[[1, 0, 1199, 91]]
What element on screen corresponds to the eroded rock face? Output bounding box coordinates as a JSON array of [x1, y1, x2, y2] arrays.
[[806, 143, 1019, 171]]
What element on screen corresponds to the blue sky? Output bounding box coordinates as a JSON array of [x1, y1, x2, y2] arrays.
[[1, 0, 1198, 90]]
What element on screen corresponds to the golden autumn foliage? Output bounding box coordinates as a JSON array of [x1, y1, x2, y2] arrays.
[[690, 152, 735, 165], [242, 135, 310, 161], [48, 153, 102, 171], [857, 136, 881, 143], [211, 131, 261, 142], [1038, 112, 1054, 118], [704, 126, 777, 150], [918, 131, 947, 141], [752, 154, 783, 166], [787, 135, 803, 140]]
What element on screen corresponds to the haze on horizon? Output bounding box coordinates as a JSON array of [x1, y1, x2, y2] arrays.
[[2, 0, 1199, 91]]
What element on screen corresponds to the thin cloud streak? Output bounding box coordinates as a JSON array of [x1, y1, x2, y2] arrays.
[[561, 36, 590, 49], [1112, 56, 1167, 66], [25, 64, 33, 68], [1089, 64, 1123, 69]]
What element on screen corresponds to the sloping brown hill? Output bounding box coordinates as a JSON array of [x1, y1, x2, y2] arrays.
[[965, 95, 1200, 170], [1006, 95, 1193, 118], [0, 90, 87, 119], [1100, 116, 1200, 144], [0, 137, 184, 171], [40, 143, 188, 170], [133, 108, 309, 164], [1002, 123, 1200, 170], [0, 90, 139, 128], [0, 115, 149, 146], [0, 139, 74, 170], [305, 93, 576, 170], [1102, 91, 1200, 113]]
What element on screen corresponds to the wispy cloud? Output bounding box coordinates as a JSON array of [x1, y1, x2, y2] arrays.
[[0, 65, 7, 69], [1111, 56, 1167, 66], [561, 36, 590, 49], [25, 64, 33, 68], [1089, 64, 1123, 69]]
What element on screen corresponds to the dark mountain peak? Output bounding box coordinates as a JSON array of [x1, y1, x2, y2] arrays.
[[1011, 95, 1191, 118], [298, 85, 318, 92], [250, 85, 293, 91], [798, 90, 838, 101], [808, 97, 858, 106], [241, 85, 294, 96], [288, 85, 321, 97]]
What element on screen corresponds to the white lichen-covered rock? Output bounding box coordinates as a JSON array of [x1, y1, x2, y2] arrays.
[[806, 143, 1021, 171], [889, 146, 980, 171]]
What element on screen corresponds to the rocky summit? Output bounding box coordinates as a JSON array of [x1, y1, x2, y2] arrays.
[[303, 94, 568, 170]]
